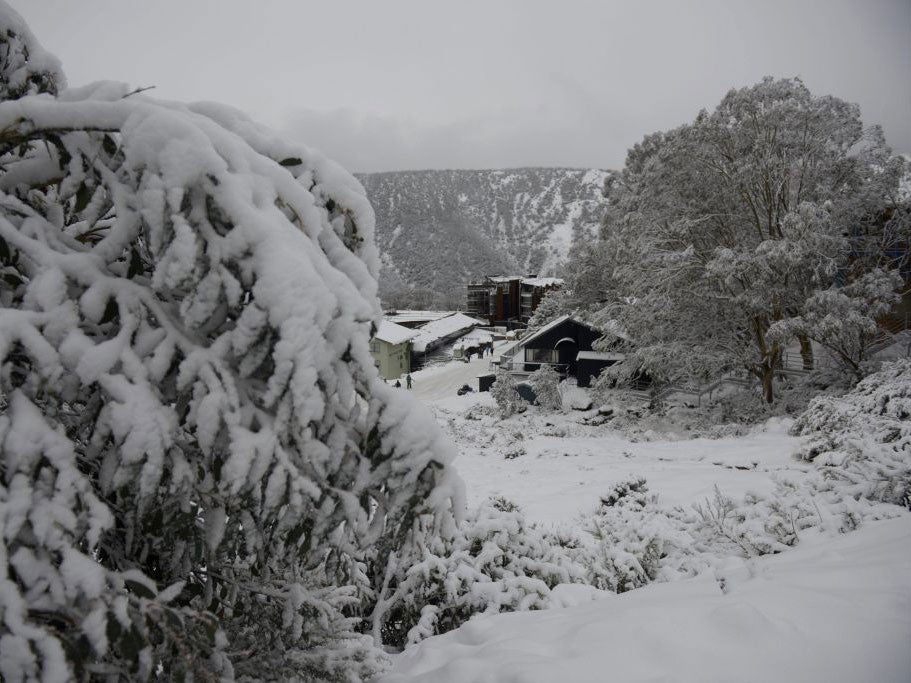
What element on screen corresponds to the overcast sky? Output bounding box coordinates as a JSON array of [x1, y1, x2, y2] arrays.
[[10, 0, 911, 173]]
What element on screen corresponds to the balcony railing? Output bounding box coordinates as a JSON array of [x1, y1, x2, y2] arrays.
[[495, 359, 568, 376]]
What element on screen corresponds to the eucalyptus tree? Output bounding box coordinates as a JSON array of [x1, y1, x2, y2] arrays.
[[597, 77, 906, 401]]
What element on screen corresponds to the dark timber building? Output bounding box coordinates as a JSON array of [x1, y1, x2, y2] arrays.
[[466, 275, 563, 328]]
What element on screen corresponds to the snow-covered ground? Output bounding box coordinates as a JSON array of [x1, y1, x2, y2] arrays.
[[409, 352, 494, 402], [383, 515, 911, 683], [384, 357, 911, 682]]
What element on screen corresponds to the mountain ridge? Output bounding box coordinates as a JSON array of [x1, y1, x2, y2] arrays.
[[355, 167, 611, 309]]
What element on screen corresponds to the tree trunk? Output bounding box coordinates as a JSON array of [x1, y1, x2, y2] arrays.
[[798, 334, 814, 370], [760, 364, 775, 404]]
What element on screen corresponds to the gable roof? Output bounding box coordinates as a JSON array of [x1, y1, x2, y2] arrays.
[[385, 309, 453, 326], [518, 315, 601, 348], [496, 315, 608, 360], [412, 312, 485, 353], [374, 320, 419, 345]]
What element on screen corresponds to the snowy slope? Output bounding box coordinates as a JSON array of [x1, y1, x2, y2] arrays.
[[383, 515, 911, 683], [384, 359, 911, 682], [357, 168, 610, 305]]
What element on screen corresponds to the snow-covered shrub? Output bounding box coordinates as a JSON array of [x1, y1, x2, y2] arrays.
[[689, 485, 816, 557], [0, 6, 461, 679], [381, 499, 588, 647], [791, 359, 911, 509], [503, 443, 527, 459], [528, 364, 562, 410], [491, 369, 526, 417], [582, 478, 691, 592]]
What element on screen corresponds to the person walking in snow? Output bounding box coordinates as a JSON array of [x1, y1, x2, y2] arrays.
[[406, 373, 412, 389]]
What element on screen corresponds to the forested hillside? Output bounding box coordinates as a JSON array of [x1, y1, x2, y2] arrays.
[[357, 168, 609, 308]]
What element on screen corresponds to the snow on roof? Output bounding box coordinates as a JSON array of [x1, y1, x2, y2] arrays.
[[520, 315, 596, 347], [461, 330, 494, 343], [474, 276, 564, 287], [374, 320, 419, 345], [521, 277, 564, 288], [412, 313, 485, 353], [385, 310, 454, 325], [576, 351, 625, 361], [497, 315, 606, 360], [452, 330, 494, 350]]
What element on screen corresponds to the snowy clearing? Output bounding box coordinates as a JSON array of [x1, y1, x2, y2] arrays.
[[431, 390, 802, 525], [383, 358, 911, 682]]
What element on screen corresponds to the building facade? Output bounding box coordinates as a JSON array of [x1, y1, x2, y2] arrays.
[[370, 321, 418, 380], [466, 275, 563, 327]]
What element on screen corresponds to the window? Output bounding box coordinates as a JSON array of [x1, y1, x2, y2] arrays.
[[525, 348, 557, 363]]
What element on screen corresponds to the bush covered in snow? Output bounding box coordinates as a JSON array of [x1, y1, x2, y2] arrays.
[[490, 369, 526, 417], [381, 499, 587, 647], [0, 6, 462, 680], [791, 359, 911, 509], [582, 479, 673, 591], [527, 364, 562, 410]]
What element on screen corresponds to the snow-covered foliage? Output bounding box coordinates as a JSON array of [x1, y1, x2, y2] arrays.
[[526, 288, 571, 331], [527, 364, 562, 409], [0, 5, 462, 679], [582, 479, 677, 592], [579, 77, 907, 403], [770, 269, 903, 380], [381, 498, 587, 647], [490, 369, 526, 417], [791, 359, 911, 509], [0, 5, 64, 99]]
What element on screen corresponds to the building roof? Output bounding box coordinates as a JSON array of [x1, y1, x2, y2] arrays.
[[374, 320, 419, 345], [452, 330, 494, 351], [520, 315, 601, 348], [521, 277, 564, 288], [497, 315, 603, 359], [385, 310, 453, 325], [474, 275, 565, 287], [576, 351, 625, 361], [412, 312, 486, 353]]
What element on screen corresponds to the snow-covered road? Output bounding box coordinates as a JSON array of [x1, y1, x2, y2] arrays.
[[410, 353, 494, 402]]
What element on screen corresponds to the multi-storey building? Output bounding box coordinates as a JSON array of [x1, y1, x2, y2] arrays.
[[466, 275, 563, 327]]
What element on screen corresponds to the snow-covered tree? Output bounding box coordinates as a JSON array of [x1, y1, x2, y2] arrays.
[[0, 4, 461, 680], [590, 77, 907, 402], [526, 288, 569, 331], [770, 269, 902, 380], [490, 369, 525, 417], [527, 365, 562, 410]]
